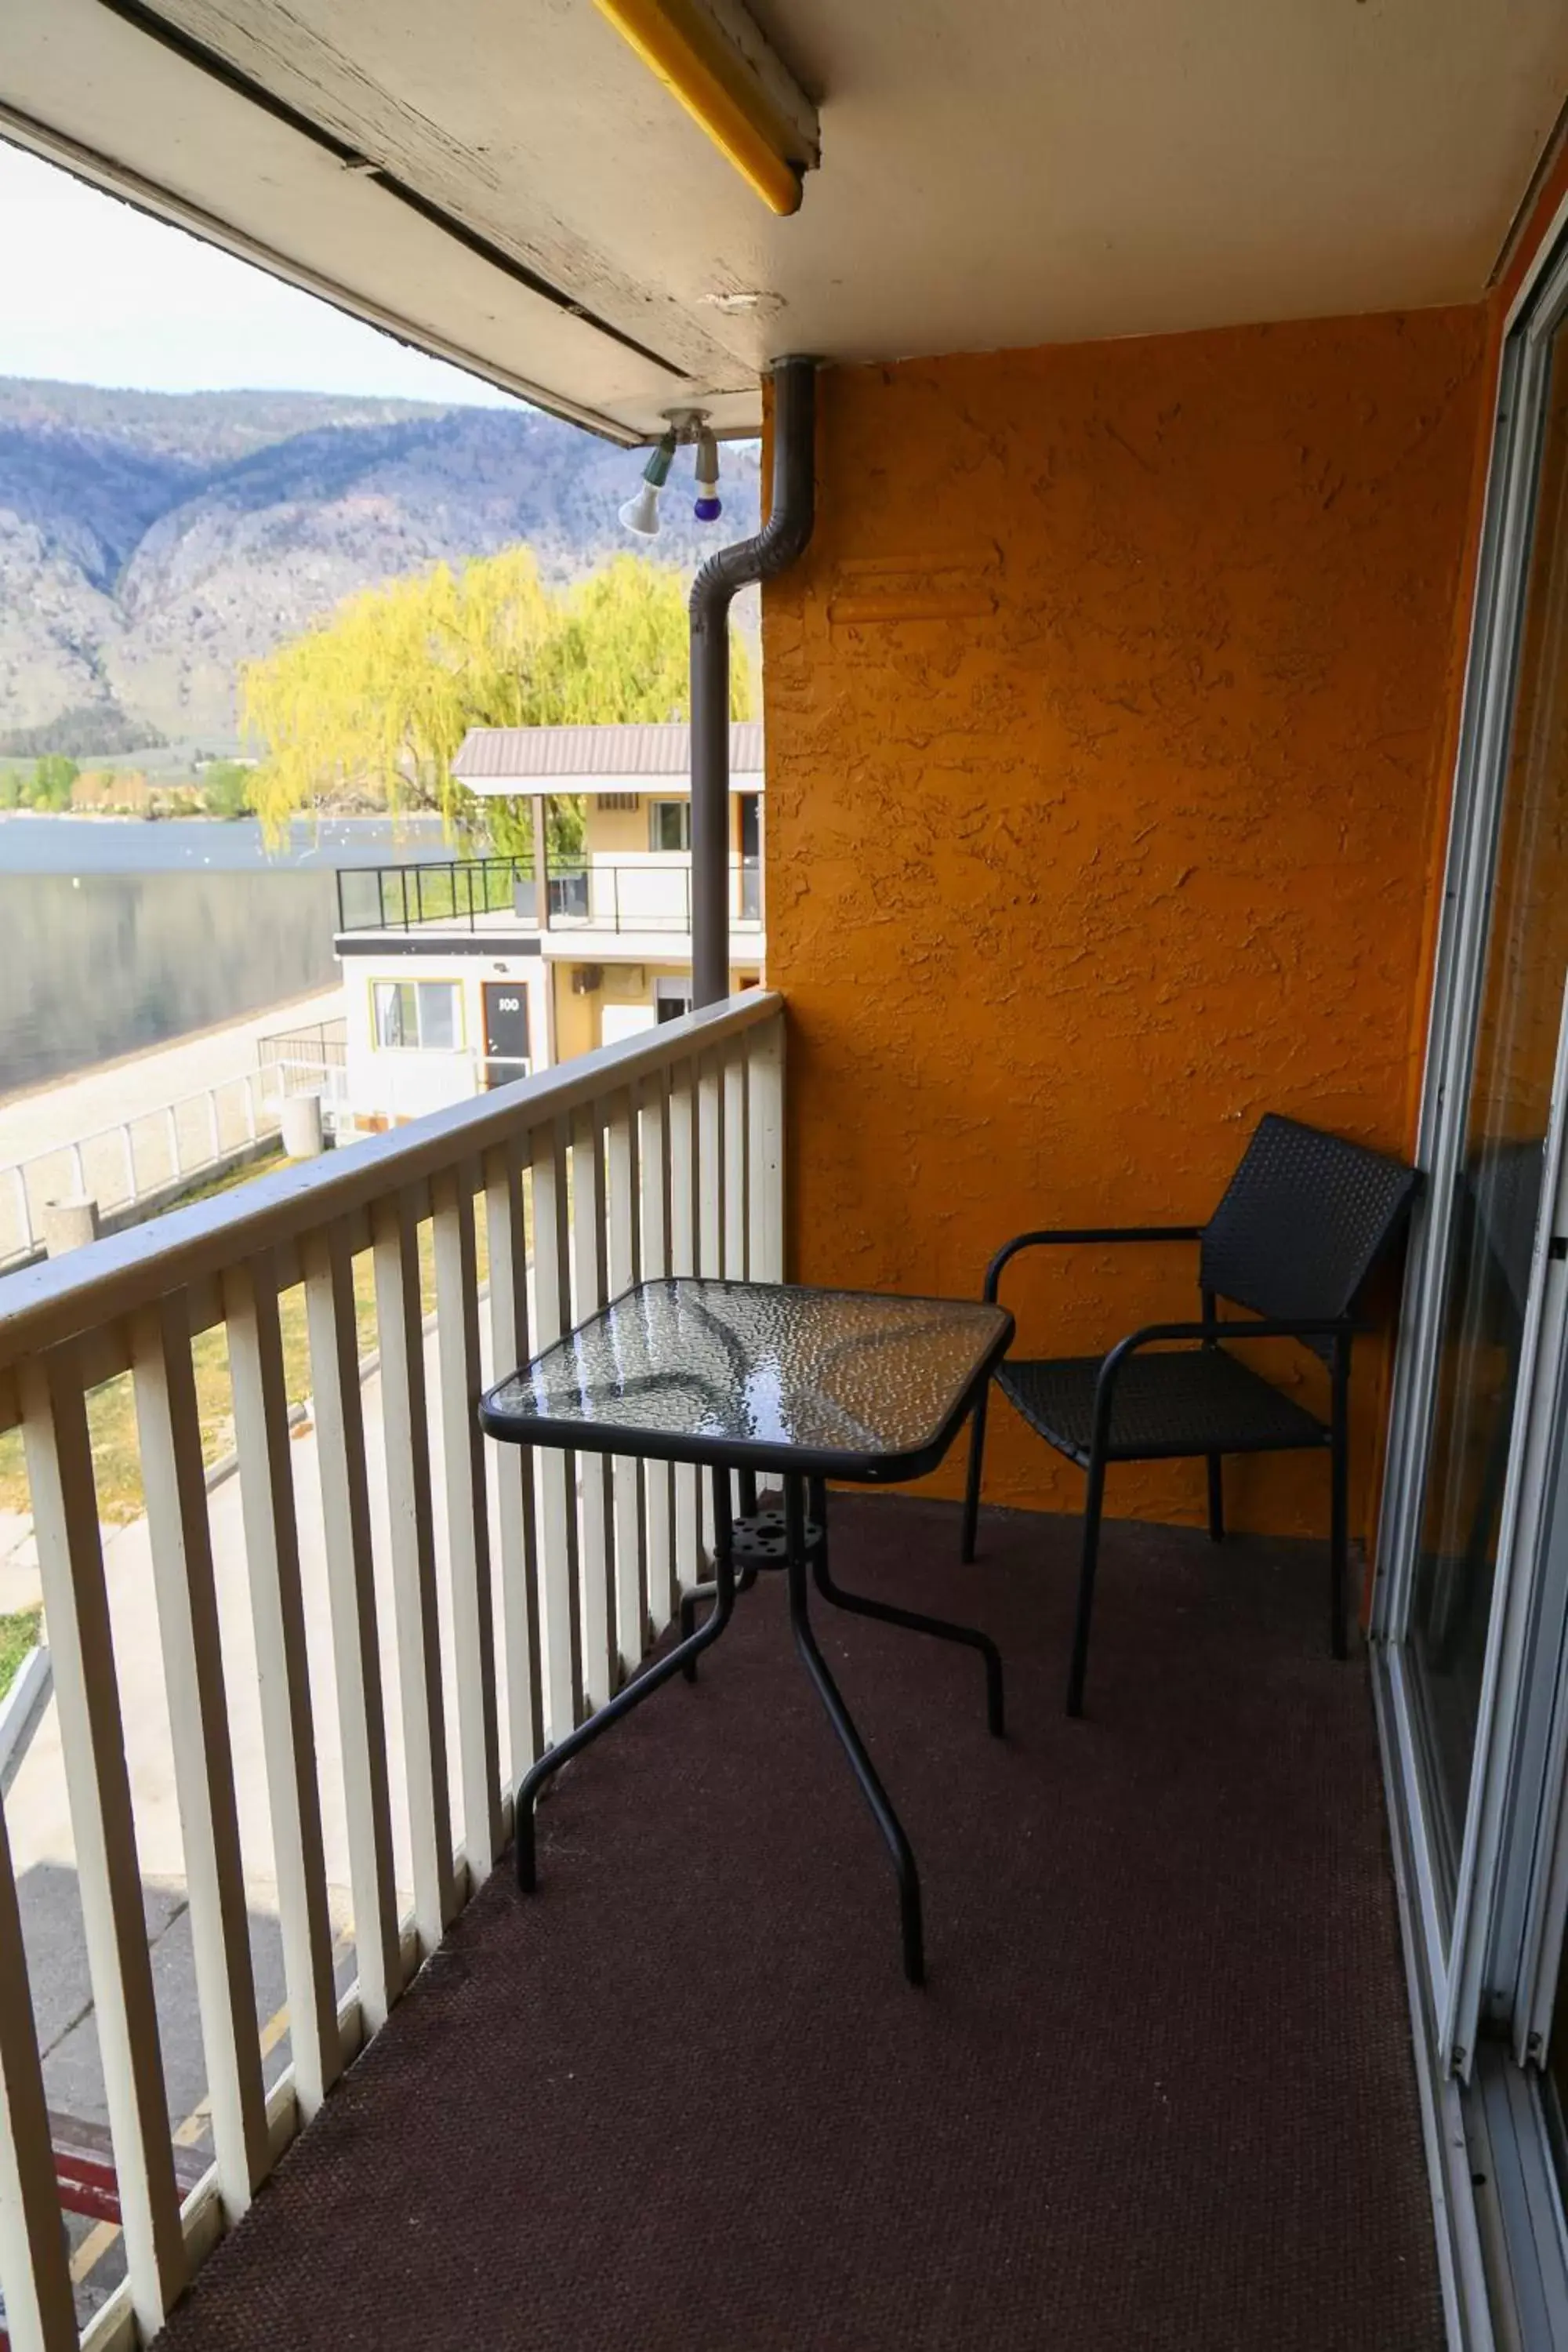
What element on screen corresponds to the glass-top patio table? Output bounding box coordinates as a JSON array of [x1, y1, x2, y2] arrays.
[[479, 1277, 1014, 1984]]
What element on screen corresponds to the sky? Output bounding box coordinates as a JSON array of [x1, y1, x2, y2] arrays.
[[0, 140, 514, 404]]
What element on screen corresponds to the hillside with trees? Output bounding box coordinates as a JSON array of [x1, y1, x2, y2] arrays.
[[0, 378, 760, 753]]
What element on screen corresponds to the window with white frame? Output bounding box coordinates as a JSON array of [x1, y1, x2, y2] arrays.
[[373, 979, 461, 1051], [648, 800, 691, 851]]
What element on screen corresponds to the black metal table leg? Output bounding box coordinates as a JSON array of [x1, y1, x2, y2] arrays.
[[782, 1478, 925, 1987], [808, 1476, 1005, 1737], [517, 1468, 735, 1892]]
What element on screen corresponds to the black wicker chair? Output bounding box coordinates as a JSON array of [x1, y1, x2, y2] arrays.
[[962, 1115, 1420, 1715]]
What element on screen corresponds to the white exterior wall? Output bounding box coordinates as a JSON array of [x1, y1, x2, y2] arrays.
[[340, 949, 552, 1129]]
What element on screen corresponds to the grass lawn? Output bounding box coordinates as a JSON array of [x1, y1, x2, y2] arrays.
[[0, 1150, 493, 1527], [0, 1606, 42, 1701]]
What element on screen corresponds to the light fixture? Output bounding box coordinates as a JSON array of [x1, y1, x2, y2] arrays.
[[618, 426, 678, 537], [619, 412, 728, 536], [590, 0, 820, 218], [694, 426, 722, 521]]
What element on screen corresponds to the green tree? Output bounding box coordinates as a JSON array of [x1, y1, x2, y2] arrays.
[[200, 759, 252, 818], [240, 547, 751, 851], [28, 754, 78, 811]]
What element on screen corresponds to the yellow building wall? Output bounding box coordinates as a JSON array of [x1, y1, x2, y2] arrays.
[[550, 959, 707, 1054], [583, 800, 651, 856], [762, 307, 1490, 1541], [550, 964, 600, 1061], [579, 796, 752, 857]]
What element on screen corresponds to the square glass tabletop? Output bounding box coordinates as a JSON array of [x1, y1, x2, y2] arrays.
[[479, 1278, 1014, 1481]]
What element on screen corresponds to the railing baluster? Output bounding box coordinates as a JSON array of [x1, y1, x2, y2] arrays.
[[636, 1069, 676, 1632], [12, 1166, 33, 1258], [667, 1058, 702, 1592], [131, 1292, 268, 2222], [303, 1221, 401, 2030], [370, 1192, 455, 1949], [746, 1014, 786, 1284], [223, 1253, 340, 2118], [0, 1782, 78, 2352], [722, 1040, 747, 1279], [605, 1090, 647, 1674], [432, 1165, 503, 1883], [529, 1120, 584, 1735], [484, 1136, 544, 1780], [19, 1346, 187, 2336], [695, 1054, 724, 1551], [570, 1105, 617, 1708], [698, 1049, 724, 1279]]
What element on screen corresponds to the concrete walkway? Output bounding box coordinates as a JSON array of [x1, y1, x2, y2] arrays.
[[0, 986, 343, 1156], [0, 987, 343, 1265]]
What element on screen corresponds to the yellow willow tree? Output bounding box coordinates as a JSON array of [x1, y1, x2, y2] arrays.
[[240, 547, 753, 853]]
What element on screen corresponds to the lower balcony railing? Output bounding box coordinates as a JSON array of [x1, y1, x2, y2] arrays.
[[0, 990, 784, 2352], [334, 857, 763, 938]]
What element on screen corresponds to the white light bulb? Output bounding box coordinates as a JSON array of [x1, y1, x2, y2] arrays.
[[618, 481, 662, 537]]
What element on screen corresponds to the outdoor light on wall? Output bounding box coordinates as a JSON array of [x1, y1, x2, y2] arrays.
[[618, 426, 679, 536], [619, 411, 722, 537]]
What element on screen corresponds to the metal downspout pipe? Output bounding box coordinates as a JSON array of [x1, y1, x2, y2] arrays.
[[689, 356, 817, 1007]]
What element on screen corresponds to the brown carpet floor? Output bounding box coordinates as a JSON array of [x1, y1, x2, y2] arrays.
[[155, 1496, 1443, 2352]]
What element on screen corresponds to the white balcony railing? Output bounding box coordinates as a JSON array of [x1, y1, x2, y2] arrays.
[[1, 1076, 280, 1275], [0, 991, 783, 2352]]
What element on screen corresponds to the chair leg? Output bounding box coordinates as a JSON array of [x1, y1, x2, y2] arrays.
[[1207, 1454, 1224, 1544], [1066, 1452, 1107, 1719], [960, 1387, 989, 1564]]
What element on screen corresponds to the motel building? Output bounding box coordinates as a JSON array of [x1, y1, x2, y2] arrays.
[[332, 720, 764, 1127]]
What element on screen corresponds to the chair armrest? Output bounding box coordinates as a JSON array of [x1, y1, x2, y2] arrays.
[[1090, 1316, 1356, 1454], [983, 1225, 1203, 1302]]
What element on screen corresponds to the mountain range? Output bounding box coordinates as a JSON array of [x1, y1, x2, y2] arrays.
[[0, 379, 760, 753]]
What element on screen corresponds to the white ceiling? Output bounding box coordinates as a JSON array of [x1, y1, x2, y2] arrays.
[[3, 0, 1566, 441]]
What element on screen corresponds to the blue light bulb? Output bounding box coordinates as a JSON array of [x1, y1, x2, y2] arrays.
[[693, 426, 721, 524]]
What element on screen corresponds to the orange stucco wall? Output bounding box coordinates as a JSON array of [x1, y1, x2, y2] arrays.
[[763, 307, 1490, 1538]]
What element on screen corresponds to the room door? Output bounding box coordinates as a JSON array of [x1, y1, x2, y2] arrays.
[[481, 981, 531, 1088], [739, 792, 761, 922]]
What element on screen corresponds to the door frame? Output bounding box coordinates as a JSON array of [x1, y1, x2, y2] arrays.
[[1373, 215, 1568, 2347], [1374, 220, 1568, 2042]]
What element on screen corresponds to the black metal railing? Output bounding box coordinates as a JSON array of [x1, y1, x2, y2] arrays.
[[256, 1017, 350, 1095], [335, 857, 764, 937], [336, 857, 534, 934]]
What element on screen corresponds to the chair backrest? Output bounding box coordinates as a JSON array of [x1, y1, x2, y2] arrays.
[[1200, 1113, 1420, 1327]]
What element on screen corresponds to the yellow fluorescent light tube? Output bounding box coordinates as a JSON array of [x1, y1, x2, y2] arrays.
[[592, 0, 819, 216]]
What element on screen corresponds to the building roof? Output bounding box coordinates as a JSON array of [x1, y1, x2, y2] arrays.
[[452, 721, 763, 794]]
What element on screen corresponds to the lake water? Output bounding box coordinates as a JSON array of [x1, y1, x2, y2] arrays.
[[0, 815, 452, 1098]]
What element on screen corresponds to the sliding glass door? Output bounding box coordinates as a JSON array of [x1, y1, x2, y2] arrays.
[[1376, 223, 1568, 2336], [1405, 302, 1568, 1915]]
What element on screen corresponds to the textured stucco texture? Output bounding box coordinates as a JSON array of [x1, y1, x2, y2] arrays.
[[762, 308, 1489, 1540]]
